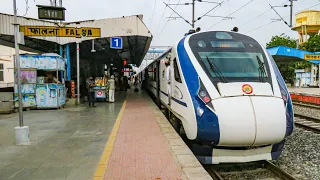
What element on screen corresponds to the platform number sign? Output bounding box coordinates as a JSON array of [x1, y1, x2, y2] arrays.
[[110, 37, 123, 49]]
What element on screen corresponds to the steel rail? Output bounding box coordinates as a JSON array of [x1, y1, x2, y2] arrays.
[[262, 160, 297, 180], [294, 113, 320, 123], [205, 161, 297, 180], [206, 167, 224, 180], [295, 122, 320, 133], [294, 113, 320, 134], [292, 101, 320, 110]]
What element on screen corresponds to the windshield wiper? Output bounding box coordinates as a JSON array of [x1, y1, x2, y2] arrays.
[[205, 56, 228, 83], [256, 56, 267, 82]]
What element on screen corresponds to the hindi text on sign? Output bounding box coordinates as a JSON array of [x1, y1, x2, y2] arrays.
[[20, 26, 101, 37], [304, 54, 320, 60]]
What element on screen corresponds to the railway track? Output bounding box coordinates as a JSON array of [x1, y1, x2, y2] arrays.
[[205, 160, 297, 180], [292, 101, 320, 110], [294, 113, 320, 133]]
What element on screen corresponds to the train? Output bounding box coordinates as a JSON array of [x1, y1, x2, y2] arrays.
[[139, 30, 294, 164]]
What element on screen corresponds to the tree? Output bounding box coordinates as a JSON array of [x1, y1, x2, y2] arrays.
[[266, 35, 297, 48], [299, 34, 320, 52], [266, 35, 310, 85]]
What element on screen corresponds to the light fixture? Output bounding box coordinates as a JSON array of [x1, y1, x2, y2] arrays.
[[196, 107, 204, 117]]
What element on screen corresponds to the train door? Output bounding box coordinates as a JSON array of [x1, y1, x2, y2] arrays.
[[160, 52, 171, 106], [170, 54, 187, 117], [156, 61, 160, 100]]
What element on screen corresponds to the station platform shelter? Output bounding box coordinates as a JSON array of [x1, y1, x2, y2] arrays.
[[0, 13, 152, 89], [267, 45, 320, 87]]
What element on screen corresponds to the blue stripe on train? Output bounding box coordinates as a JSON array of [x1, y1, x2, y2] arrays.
[[160, 90, 188, 107], [177, 38, 220, 145]]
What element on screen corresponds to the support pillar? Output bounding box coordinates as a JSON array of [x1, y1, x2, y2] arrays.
[[66, 44, 71, 81], [311, 64, 316, 86], [318, 64, 320, 88], [13, 0, 29, 145], [59, 45, 64, 81], [76, 43, 80, 105]]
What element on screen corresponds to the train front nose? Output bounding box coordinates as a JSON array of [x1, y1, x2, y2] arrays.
[[211, 83, 287, 147], [212, 96, 287, 147]]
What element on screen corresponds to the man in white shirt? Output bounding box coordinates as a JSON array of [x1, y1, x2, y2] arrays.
[[165, 60, 171, 105], [108, 75, 115, 102]]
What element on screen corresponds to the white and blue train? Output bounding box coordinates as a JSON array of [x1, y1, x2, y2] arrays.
[[140, 31, 294, 164]]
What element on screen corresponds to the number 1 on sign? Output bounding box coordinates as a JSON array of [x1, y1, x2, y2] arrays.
[[114, 39, 118, 47]]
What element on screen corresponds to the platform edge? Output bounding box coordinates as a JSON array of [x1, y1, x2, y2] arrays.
[[92, 100, 127, 180], [146, 96, 213, 180]]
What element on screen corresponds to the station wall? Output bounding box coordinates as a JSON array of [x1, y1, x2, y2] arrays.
[[0, 45, 36, 88]]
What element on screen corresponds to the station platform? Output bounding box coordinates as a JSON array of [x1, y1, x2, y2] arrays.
[[288, 87, 320, 96], [0, 91, 211, 180], [94, 92, 212, 180], [288, 87, 320, 105]]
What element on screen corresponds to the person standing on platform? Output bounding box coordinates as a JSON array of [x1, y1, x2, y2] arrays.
[[86, 76, 96, 107], [165, 60, 171, 105], [134, 76, 140, 92], [123, 75, 128, 91], [115, 76, 119, 91], [109, 75, 115, 102]]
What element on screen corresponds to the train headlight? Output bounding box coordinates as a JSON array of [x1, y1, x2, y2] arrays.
[[199, 91, 207, 97], [196, 107, 204, 117], [198, 90, 211, 104]]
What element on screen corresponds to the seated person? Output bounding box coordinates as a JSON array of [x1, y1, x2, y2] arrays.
[[46, 72, 60, 83]]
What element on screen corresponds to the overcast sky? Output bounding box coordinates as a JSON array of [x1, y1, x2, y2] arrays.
[[1, 0, 319, 47]]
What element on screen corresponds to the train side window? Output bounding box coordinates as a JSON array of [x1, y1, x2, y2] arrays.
[[173, 58, 182, 83]]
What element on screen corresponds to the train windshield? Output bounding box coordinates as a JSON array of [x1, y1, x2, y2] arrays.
[[198, 52, 268, 78], [189, 31, 272, 84]]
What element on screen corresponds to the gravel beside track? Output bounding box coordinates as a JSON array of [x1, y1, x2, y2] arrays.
[[274, 105, 320, 180], [294, 104, 320, 119], [275, 128, 320, 180]]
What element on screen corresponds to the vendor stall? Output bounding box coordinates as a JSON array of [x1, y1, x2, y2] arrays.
[[14, 54, 66, 109], [14, 68, 37, 108], [93, 77, 109, 102]]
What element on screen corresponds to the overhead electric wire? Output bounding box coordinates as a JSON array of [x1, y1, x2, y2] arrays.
[[154, 0, 171, 36], [163, 1, 192, 25], [207, 0, 255, 30], [228, 0, 230, 15], [270, 4, 290, 27], [245, 1, 320, 34], [198, 0, 227, 27], [195, 1, 224, 23], [239, 8, 272, 27], [150, 0, 157, 29], [157, 0, 181, 40], [284, 1, 320, 18], [245, 20, 278, 33]]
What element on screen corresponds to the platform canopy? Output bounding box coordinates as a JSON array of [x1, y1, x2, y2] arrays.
[[0, 13, 152, 66], [133, 47, 170, 75], [267, 46, 320, 64]]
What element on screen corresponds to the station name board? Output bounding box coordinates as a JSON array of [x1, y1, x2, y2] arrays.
[[19, 26, 101, 38], [304, 54, 320, 60]]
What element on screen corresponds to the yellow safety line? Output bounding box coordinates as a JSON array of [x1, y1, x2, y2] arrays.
[[93, 100, 127, 180]]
